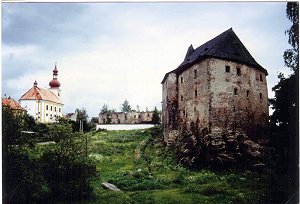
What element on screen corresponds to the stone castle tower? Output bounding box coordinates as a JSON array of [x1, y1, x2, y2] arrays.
[[161, 28, 268, 142]]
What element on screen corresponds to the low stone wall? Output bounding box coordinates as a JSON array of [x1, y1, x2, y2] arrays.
[[99, 111, 160, 124]]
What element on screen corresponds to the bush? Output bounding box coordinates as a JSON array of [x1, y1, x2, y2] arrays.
[[3, 115, 98, 203], [3, 147, 50, 203], [40, 149, 97, 201]]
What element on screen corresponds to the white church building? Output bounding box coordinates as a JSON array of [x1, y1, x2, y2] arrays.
[[19, 64, 64, 123]]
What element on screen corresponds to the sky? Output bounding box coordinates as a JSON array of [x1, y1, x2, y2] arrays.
[[2, 2, 292, 118]]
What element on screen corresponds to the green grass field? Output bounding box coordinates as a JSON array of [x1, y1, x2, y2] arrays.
[[84, 127, 267, 204]]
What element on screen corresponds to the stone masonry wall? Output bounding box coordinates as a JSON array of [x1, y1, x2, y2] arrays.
[[177, 59, 210, 131], [99, 111, 156, 124], [162, 58, 269, 142], [208, 58, 269, 133]]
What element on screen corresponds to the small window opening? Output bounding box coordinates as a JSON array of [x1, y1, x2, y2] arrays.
[[260, 74, 263, 82], [46, 105, 48, 110], [181, 95, 183, 101], [183, 110, 186, 116], [194, 107, 196, 112], [55, 107, 57, 112], [195, 90, 197, 98], [59, 108, 61, 113], [234, 88, 238, 95], [181, 77, 183, 84], [50, 106, 52, 111], [260, 93, 263, 100], [225, 66, 230, 73], [194, 70, 197, 79], [247, 90, 250, 98], [237, 67, 241, 76]]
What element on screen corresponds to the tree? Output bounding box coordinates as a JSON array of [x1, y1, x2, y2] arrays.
[[72, 108, 95, 132], [269, 2, 299, 202], [284, 2, 299, 72], [121, 99, 131, 112], [100, 104, 108, 113], [76, 108, 88, 122], [151, 106, 160, 125]]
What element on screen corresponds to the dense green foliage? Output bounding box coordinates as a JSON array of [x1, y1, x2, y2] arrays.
[[2, 108, 98, 203], [87, 127, 267, 203], [121, 99, 132, 112], [269, 2, 299, 203], [71, 108, 96, 132], [151, 106, 160, 125]]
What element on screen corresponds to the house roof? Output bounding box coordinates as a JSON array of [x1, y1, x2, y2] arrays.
[[19, 84, 63, 105], [162, 28, 268, 83], [2, 97, 26, 111]]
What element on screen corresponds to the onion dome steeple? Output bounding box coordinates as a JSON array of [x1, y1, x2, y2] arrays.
[[49, 63, 61, 88]]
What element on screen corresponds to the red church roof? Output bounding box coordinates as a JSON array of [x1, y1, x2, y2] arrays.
[[2, 97, 26, 111], [19, 81, 63, 104]]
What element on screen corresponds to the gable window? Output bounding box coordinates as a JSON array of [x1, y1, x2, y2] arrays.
[[247, 90, 250, 98], [260, 74, 263, 82], [195, 89, 198, 98], [234, 88, 238, 95], [237, 67, 241, 76], [225, 66, 230, 73], [181, 77, 183, 84], [194, 70, 197, 79]]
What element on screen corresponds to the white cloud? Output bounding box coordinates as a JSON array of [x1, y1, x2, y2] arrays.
[[2, 2, 291, 117]]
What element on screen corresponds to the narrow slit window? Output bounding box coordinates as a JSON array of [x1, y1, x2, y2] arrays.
[[234, 88, 238, 95], [260, 74, 263, 82], [225, 66, 230, 73], [260, 93, 263, 100], [181, 95, 183, 101], [46, 105, 48, 110], [237, 67, 241, 76], [194, 70, 197, 78], [195, 90, 197, 98], [247, 90, 250, 98], [181, 77, 183, 84]]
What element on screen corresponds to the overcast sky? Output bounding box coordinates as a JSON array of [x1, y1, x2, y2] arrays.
[[2, 2, 292, 118]]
